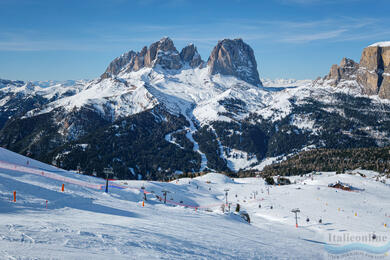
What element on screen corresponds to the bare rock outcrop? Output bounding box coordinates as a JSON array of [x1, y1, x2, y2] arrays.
[[320, 42, 390, 100], [180, 44, 203, 68], [358, 43, 390, 98], [101, 37, 205, 78], [101, 51, 136, 78], [207, 38, 262, 86], [325, 57, 359, 85]]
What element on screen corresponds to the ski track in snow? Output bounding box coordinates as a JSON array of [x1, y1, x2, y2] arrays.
[[184, 116, 208, 172]]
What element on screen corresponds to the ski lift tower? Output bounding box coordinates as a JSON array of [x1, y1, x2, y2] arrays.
[[291, 208, 300, 228], [224, 188, 230, 206], [162, 189, 170, 204], [141, 185, 147, 201], [103, 167, 114, 193]]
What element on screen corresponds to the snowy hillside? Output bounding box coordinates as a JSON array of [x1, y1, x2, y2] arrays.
[[1, 147, 390, 258]]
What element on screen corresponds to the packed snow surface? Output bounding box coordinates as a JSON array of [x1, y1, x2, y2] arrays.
[[1, 148, 390, 259]]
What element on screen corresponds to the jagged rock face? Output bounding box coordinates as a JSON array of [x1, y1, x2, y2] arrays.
[[325, 57, 359, 86], [102, 37, 263, 87], [144, 37, 182, 70], [358, 44, 390, 98], [322, 42, 390, 100], [207, 39, 261, 86], [180, 44, 203, 68], [102, 37, 206, 78], [101, 37, 183, 77], [101, 51, 136, 78]]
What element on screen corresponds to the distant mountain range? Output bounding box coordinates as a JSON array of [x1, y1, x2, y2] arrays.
[[0, 38, 389, 180]]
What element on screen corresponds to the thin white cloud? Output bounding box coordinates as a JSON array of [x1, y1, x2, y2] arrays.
[[281, 29, 347, 43], [0, 16, 388, 52]]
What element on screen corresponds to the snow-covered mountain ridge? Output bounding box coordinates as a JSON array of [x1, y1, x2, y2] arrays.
[[1, 38, 390, 179]]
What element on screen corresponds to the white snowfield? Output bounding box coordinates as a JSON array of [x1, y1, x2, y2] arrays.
[[369, 41, 390, 47], [1, 148, 390, 259]]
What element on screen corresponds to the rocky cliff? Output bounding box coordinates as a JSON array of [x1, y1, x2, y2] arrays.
[[324, 57, 359, 85], [207, 38, 262, 86], [358, 42, 390, 99], [101, 37, 189, 78], [180, 43, 203, 68], [320, 42, 390, 99]]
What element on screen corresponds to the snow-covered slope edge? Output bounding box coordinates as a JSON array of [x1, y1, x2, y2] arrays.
[[1, 147, 390, 259]]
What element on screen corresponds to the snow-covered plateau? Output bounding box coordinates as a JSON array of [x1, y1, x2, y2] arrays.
[[1, 147, 389, 259]]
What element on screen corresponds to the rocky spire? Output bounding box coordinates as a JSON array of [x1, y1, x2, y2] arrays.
[[207, 38, 262, 86], [101, 37, 184, 78], [180, 43, 203, 68], [144, 37, 182, 70], [325, 57, 359, 85]]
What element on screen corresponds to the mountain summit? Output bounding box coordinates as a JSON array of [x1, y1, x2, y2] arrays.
[[101, 37, 186, 78], [208, 38, 262, 86], [102, 37, 262, 86]]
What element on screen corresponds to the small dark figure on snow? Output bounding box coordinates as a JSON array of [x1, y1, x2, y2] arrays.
[[270, 206, 273, 210], [319, 219, 322, 224], [258, 204, 261, 208], [306, 217, 310, 223], [235, 203, 240, 212]]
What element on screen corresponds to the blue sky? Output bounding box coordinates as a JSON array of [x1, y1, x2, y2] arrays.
[[0, 0, 389, 81]]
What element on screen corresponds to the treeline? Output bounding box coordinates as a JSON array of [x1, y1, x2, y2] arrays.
[[259, 146, 390, 176]]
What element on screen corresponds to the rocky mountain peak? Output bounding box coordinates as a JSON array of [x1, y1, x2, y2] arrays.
[[102, 37, 206, 78], [358, 43, 390, 98], [325, 57, 359, 85], [180, 43, 203, 68], [101, 50, 137, 78], [146, 37, 182, 70], [207, 38, 261, 86], [320, 41, 390, 99]]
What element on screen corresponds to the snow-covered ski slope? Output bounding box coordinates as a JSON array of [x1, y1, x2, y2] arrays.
[[0, 147, 389, 259]]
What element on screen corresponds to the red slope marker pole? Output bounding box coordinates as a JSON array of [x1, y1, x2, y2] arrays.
[[13, 191, 16, 202], [61, 184, 64, 192]]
